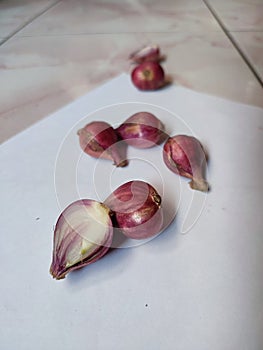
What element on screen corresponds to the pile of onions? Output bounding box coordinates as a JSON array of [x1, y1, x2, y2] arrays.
[[51, 44, 210, 280]]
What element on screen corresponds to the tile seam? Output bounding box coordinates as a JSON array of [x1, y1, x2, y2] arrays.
[[0, 0, 62, 47], [202, 0, 263, 87]]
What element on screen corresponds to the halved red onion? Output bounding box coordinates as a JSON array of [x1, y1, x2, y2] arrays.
[[104, 180, 163, 239], [77, 121, 128, 167], [129, 45, 161, 63], [116, 112, 165, 148], [50, 199, 113, 280], [163, 135, 209, 192]]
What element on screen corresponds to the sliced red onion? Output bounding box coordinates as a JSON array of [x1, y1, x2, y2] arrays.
[[77, 121, 128, 167], [129, 45, 161, 63], [163, 135, 209, 192], [116, 112, 165, 148], [104, 180, 163, 239], [50, 199, 113, 280]]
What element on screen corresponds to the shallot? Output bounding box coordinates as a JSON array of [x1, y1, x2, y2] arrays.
[[129, 45, 161, 63], [163, 135, 209, 192], [104, 180, 163, 239], [131, 61, 165, 91], [116, 112, 164, 148], [50, 199, 113, 280], [78, 121, 127, 167]]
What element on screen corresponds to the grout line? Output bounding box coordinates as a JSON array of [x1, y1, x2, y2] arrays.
[[0, 0, 62, 47], [202, 0, 263, 87], [230, 30, 263, 33], [14, 31, 222, 37]]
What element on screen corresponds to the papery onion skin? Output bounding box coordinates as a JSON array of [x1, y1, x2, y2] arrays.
[[129, 45, 161, 63], [50, 199, 113, 280], [131, 62, 165, 91], [116, 112, 165, 148], [163, 135, 209, 192], [104, 180, 163, 239], [77, 121, 128, 167]]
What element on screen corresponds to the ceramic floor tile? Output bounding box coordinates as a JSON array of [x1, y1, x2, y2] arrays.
[[231, 31, 263, 80], [18, 0, 221, 36], [1, 32, 262, 143], [206, 0, 263, 31], [0, 0, 60, 39]]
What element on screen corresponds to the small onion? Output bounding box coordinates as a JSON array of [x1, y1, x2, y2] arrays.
[[116, 112, 165, 148], [78, 121, 128, 167], [104, 180, 163, 239], [131, 61, 165, 91], [129, 45, 161, 63], [50, 200, 113, 280], [163, 135, 209, 192]]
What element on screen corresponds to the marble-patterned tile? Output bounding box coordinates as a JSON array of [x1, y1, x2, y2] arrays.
[[206, 0, 263, 31], [0, 0, 59, 39], [231, 31, 263, 80], [18, 0, 221, 36], [0, 32, 262, 143]]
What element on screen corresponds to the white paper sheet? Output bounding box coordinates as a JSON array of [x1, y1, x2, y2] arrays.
[[1, 74, 263, 350]]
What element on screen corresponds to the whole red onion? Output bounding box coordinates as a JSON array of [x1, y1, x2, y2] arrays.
[[131, 61, 165, 91], [77, 121, 127, 167], [50, 199, 113, 280], [104, 180, 163, 239], [163, 135, 209, 192], [116, 112, 164, 148]]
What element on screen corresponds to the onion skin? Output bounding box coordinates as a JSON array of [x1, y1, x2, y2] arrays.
[[116, 112, 164, 148], [129, 45, 161, 63], [131, 62, 165, 91], [104, 180, 163, 239], [77, 121, 128, 167], [50, 200, 113, 280], [163, 135, 209, 192]]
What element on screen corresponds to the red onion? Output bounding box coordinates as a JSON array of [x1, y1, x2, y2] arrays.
[[77, 121, 128, 167], [129, 45, 161, 63], [116, 112, 164, 148], [104, 180, 163, 239], [163, 135, 209, 192], [50, 199, 113, 280], [131, 61, 165, 91]]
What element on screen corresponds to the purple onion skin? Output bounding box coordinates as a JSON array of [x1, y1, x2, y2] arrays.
[[50, 199, 113, 280], [78, 121, 128, 167], [104, 180, 163, 239], [116, 112, 164, 149], [163, 135, 209, 192]]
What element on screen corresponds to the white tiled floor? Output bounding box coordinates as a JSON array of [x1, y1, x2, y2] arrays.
[[205, 0, 263, 85], [206, 0, 263, 31], [231, 31, 263, 80], [17, 0, 221, 35], [0, 0, 59, 40], [0, 0, 262, 143]]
